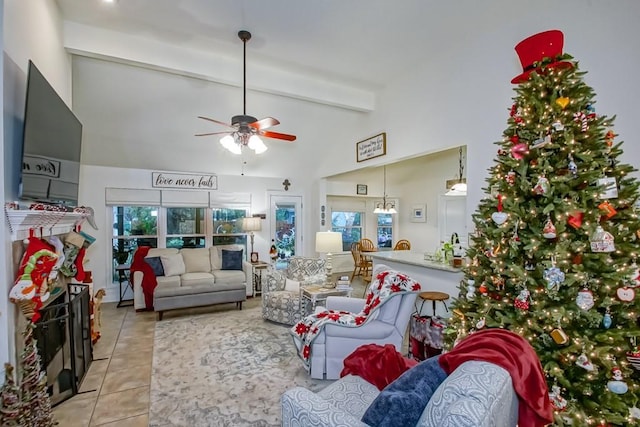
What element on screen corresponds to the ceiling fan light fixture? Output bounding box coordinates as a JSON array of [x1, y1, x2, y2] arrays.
[[248, 135, 267, 153], [220, 134, 241, 154]]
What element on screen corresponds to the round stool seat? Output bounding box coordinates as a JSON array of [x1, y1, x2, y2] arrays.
[[419, 291, 449, 302], [417, 291, 450, 316]]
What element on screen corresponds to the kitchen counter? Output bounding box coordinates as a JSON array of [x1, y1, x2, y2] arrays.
[[368, 251, 464, 317]]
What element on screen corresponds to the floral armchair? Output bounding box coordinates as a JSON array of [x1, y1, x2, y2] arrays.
[[262, 256, 326, 325]]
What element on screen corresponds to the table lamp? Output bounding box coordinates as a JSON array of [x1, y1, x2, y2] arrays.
[[315, 231, 343, 287], [242, 217, 262, 263]]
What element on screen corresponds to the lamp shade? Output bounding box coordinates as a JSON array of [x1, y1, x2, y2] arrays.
[[315, 231, 343, 253], [242, 217, 262, 232]]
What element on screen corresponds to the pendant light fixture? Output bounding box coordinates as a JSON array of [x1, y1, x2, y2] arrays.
[[373, 165, 397, 214], [446, 147, 467, 196]]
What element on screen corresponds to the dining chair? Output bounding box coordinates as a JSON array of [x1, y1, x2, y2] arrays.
[[393, 239, 411, 250], [359, 238, 376, 253], [350, 242, 372, 281]]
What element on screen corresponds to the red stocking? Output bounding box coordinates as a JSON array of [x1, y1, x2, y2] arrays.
[[74, 247, 86, 282]]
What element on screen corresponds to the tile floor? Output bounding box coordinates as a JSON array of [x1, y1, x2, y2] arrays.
[[51, 274, 370, 426]]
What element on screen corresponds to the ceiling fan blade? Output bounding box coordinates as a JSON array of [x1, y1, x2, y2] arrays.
[[259, 130, 297, 142], [248, 117, 280, 130], [195, 131, 232, 137], [198, 116, 235, 128]]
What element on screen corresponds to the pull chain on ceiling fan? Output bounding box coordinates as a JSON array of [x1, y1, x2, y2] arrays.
[[195, 30, 297, 154]]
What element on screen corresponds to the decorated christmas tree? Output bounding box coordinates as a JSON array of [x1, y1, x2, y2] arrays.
[[447, 30, 640, 425], [19, 323, 55, 427], [0, 363, 22, 426]]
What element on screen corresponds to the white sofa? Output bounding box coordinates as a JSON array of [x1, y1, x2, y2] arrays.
[[132, 245, 252, 319]]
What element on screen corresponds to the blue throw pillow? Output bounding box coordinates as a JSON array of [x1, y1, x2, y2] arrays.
[[144, 256, 165, 277], [361, 355, 448, 427], [221, 249, 243, 270]]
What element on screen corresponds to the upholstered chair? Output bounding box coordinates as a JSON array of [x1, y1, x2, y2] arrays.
[[262, 256, 326, 325], [307, 264, 418, 379]]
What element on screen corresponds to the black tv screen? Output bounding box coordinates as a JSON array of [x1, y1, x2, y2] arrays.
[[20, 60, 82, 206]]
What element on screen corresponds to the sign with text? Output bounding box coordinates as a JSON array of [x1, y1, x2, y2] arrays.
[[152, 172, 218, 190], [356, 132, 387, 162], [22, 155, 61, 178]]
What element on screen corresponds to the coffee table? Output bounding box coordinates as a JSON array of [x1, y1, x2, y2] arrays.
[[301, 286, 351, 316]]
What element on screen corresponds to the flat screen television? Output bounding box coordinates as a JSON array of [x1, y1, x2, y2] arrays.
[[19, 60, 83, 206]]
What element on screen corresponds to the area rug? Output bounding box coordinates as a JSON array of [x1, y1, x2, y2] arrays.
[[149, 306, 332, 426]]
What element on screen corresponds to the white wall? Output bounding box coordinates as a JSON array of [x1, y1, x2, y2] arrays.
[[2, 0, 70, 369]]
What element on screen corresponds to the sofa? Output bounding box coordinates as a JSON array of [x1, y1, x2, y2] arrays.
[[131, 245, 251, 319], [281, 360, 519, 427]]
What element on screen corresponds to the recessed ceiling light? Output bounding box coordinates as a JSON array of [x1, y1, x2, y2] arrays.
[[102, 0, 117, 3]]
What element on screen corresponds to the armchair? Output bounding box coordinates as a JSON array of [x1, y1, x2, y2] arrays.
[[307, 264, 419, 379], [262, 256, 326, 325]]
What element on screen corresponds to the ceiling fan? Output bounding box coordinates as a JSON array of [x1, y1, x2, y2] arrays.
[[196, 30, 296, 154]]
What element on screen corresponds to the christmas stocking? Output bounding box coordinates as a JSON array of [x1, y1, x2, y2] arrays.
[[74, 247, 87, 282], [9, 237, 58, 321], [58, 232, 85, 278]]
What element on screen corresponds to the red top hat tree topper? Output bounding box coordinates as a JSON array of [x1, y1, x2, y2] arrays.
[[511, 29, 574, 84]]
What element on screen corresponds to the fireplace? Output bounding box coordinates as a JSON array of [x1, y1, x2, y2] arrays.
[[34, 283, 92, 406]]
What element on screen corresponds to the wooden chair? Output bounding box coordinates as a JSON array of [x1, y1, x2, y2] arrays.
[[359, 238, 376, 253], [350, 242, 372, 281], [393, 239, 411, 250]]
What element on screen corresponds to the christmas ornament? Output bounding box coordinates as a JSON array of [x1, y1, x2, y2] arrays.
[[575, 353, 595, 371], [567, 211, 584, 229], [616, 286, 636, 302], [509, 135, 519, 144], [605, 129, 615, 147], [572, 253, 583, 265], [543, 217, 557, 239], [466, 279, 476, 299], [590, 225, 615, 252], [549, 384, 568, 411], [476, 317, 486, 329], [491, 195, 508, 225], [506, 170, 516, 186], [556, 97, 570, 109], [479, 283, 488, 295], [551, 326, 569, 345], [533, 175, 550, 195], [492, 276, 505, 290], [576, 288, 595, 310], [543, 260, 565, 290], [531, 134, 552, 149], [552, 120, 565, 131], [599, 201, 617, 219], [629, 407, 640, 420], [586, 103, 596, 119], [629, 262, 640, 287], [514, 288, 530, 310], [598, 177, 618, 199], [603, 310, 612, 329], [511, 143, 529, 160], [568, 154, 577, 176], [573, 111, 588, 131], [607, 366, 628, 394]]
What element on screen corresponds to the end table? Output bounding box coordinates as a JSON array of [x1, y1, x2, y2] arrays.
[[251, 261, 270, 297]]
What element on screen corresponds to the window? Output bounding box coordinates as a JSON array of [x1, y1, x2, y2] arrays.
[[331, 211, 362, 251], [112, 206, 159, 279], [377, 213, 393, 248], [166, 207, 206, 249], [212, 208, 248, 249]]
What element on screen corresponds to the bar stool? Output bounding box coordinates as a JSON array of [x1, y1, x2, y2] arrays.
[[417, 291, 450, 316]]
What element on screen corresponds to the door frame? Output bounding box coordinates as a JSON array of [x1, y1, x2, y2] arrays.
[[268, 192, 303, 258]]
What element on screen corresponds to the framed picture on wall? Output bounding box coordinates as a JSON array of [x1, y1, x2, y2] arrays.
[[411, 204, 426, 223], [356, 184, 368, 195]]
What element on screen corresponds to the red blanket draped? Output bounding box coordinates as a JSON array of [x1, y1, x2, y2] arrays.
[[129, 246, 156, 310], [341, 343, 418, 390], [438, 329, 553, 427]]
